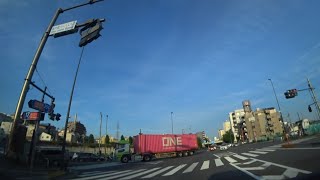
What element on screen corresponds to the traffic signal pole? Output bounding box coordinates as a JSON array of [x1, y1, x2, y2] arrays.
[[7, 0, 104, 161], [7, 8, 62, 159], [307, 78, 320, 120]]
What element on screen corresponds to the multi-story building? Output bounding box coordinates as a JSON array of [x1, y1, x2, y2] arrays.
[[229, 109, 246, 143], [245, 107, 283, 142], [223, 120, 231, 132], [218, 129, 225, 140]]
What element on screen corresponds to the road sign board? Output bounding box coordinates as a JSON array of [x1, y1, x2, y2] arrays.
[[28, 99, 51, 113], [49, 20, 77, 36], [22, 111, 30, 119], [22, 112, 44, 121]]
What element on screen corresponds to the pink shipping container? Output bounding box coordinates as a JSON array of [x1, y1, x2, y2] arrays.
[[133, 134, 198, 154]]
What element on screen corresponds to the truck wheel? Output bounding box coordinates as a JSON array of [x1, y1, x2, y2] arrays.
[[143, 155, 151, 162], [188, 151, 194, 156], [177, 152, 183, 157], [121, 155, 129, 163], [183, 152, 188, 156]]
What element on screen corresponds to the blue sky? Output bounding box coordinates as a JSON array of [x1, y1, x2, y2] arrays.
[[1, 0, 320, 139]]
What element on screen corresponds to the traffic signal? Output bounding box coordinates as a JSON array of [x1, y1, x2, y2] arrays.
[[56, 113, 61, 121], [284, 89, 298, 99], [49, 112, 56, 121], [308, 105, 312, 112], [79, 19, 103, 47]]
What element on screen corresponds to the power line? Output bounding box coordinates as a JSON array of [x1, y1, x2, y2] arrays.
[[35, 67, 52, 95]]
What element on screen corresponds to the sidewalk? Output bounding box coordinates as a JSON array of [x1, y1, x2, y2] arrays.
[[0, 155, 67, 179]]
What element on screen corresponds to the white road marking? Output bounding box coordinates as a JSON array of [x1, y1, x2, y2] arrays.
[[229, 163, 260, 180], [279, 147, 320, 150], [119, 167, 160, 180], [102, 169, 147, 180], [213, 154, 220, 158], [141, 166, 174, 178], [243, 159, 256, 165], [257, 148, 275, 152], [73, 170, 134, 180], [242, 153, 259, 157], [200, 160, 210, 170], [214, 158, 224, 167], [241, 167, 265, 170], [249, 151, 268, 154], [224, 156, 237, 163], [80, 171, 105, 175], [183, 162, 198, 173], [233, 154, 248, 160], [78, 171, 116, 177], [251, 157, 312, 174], [283, 169, 299, 178], [261, 175, 284, 180], [162, 164, 187, 176]]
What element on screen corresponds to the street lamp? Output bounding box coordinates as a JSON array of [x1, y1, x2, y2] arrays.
[[7, 0, 104, 159], [171, 112, 174, 134], [268, 78, 285, 134]]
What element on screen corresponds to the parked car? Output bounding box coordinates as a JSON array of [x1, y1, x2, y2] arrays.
[[74, 152, 105, 162], [35, 147, 69, 168], [219, 144, 229, 150]]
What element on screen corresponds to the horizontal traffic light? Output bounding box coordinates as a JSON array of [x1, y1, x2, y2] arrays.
[[284, 89, 298, 99]]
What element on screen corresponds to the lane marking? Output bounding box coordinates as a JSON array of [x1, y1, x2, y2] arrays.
[[214, 158, 224, 167], [250, 157, 312, 174], [102, 169, 147, 180], [249, 151, 268, 154], [241, 153, 258, 157], [241, 167, 265, 170], [243, 159, 256, 165], [213, 154, 220, 158], [200, 160, 210, 170], [141, 166, 174, 178], [279, 147, 320, 150], [80, 171, 105, 175], [261, 175, 284, 180], [224, 156, 237, 163], [183, 162, 198, 173], [233, 154, 248, 160], [72, 170, 134, 180], [257, 148, 275, 152], [78, 171, 116, 177], [119, 167, 160, 180], [229, 163, 260, 180], [162, 164, 187, 176], [283, 169, 299, 178]]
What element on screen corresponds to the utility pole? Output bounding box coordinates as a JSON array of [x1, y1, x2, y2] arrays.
[[99, 112, 102, 156], [7, 0, 104, 160], [307, 78, 320, 120], [297, 112, 301, 121], [105, 114, 108, 155], [268, 79, 285, 134], [171, 112, 174, 134]]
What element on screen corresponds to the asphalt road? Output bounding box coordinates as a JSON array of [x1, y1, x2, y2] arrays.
[[65, 136, 320, 180]]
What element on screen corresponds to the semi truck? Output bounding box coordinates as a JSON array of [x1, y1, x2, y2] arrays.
[[116, 133, 198, 163]]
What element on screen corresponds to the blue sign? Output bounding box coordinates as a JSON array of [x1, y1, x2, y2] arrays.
[[28, 99, 51, 113]]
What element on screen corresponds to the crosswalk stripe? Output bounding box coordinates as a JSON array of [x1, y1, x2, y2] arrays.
[[78, 171, 116, 178], [141, 166, 174, 178], [258, 149, 275, 152], [241, 153, 258, 157], [200, 160, 210, 170], [224, 156, 237, 163], [102, 169, 147, 180], [214, 158, 224, 167], [80, 171, 105, 175], [249, 151, 268, 154], [119, 167, 161, 180], [183, 162, 199, 173], [73, 170, 134, 180], [233, 154, 248, 160], [162, 164, 187, 176]]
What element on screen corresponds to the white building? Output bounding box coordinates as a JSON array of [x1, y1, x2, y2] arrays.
[[0, 122, 13, 135], [228, 109, 245, 143], [40, 132, 53, 142]]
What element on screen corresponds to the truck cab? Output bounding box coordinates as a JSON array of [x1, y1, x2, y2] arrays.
[[115, 143, 131, 163]]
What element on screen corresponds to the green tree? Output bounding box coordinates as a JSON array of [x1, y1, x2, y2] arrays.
[[121, 135, 125, 141], [89, 134, 95, 144], [129, 136, 133, 145], [105, 135, 110, 144], [223, 130, 234, 143], [197, 137, 203, 148]]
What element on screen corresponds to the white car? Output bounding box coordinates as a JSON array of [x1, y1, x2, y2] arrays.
[[219, 144, 229, 150]]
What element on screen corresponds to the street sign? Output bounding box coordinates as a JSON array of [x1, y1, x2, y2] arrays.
[[49, 20, 77, 36], [22, 112, 44, 121], [28, 99, 51, 113]]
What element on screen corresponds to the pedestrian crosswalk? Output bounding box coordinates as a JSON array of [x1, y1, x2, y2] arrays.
[[71, 147, 276, 180]]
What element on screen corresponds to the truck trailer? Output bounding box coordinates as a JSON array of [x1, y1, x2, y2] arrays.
[[116, 134, 198, 163]]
